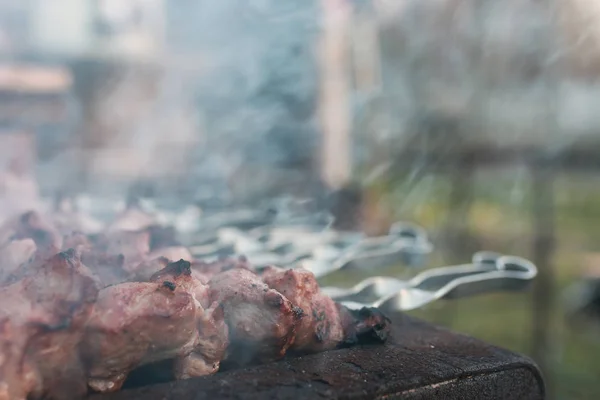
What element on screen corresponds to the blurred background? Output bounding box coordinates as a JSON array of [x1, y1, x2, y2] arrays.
[[0, 0, 599, 398]]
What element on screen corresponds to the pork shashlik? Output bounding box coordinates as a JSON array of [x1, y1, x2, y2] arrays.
[[0, 204, 391, 399]]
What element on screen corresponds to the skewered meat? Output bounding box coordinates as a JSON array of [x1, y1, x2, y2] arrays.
[[336, 305, 391, 347], [0, 238, 36, 285], [149, 260, 228, 379], [0, 249, 99, 400], [83, 260, 228, 393], [173, 301, 228, 379], [127, 247, 193, 282], [0, 197, 391, 398], [83, 281, 198, 392], [208, 268, 303, 365], [261, 266, 345, 353], [148, 260, 210, 308]]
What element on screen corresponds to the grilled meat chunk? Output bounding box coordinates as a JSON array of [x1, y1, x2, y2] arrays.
[[0, 249, 99, 400], [173, 301, 229, 379], [84, 260, 228, 393], [149, 260, 228, 380], [83, 281, 199, 393], [208, 268, 302, 365], [149, 260, 210, 308], [261, 266, 345, 353], [336, 305, 392, 347]]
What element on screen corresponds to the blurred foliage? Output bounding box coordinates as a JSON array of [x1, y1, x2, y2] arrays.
[[336, 169, 600, 400]]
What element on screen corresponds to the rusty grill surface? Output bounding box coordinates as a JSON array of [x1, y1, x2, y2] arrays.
[[89, 313, 544, 400]]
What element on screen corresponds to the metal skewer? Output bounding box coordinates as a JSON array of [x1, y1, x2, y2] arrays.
[[320, 251, 537, 311]]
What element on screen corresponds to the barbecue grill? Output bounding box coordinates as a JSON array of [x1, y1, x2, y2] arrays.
[[72, 198, 543, 399], [89, 312, 544, 400]]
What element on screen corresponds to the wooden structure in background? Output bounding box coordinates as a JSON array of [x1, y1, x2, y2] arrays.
[[0, 63, 73, 209], [319, 0, 352, 191]]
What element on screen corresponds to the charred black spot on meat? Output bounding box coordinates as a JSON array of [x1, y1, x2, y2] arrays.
[[265, 291, 284, 307], [338, 307, 391, 348], [151, 259, 191, 281], [162, 281, 176, 291], [312, 310, 326, 322], [58, 248, 77, 261], [292, 306, 304, 319], [170, 259, 192, 276]]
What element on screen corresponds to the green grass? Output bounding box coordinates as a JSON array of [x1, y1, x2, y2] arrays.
[[330, 170, 600, 400]]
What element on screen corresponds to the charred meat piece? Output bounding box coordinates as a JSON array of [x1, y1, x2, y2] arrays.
[[173, 301, 229, 380], [149, 260, 228, 380], [0, 249, 99, 400], [82, 281, 199, 393], [149, 260, 211, 309], [83, 259, 229, 394], [0, 238, 36, 285], [208, 268, 302, 365], [336, 305, 391, 347], [261, 266, 345, 354]]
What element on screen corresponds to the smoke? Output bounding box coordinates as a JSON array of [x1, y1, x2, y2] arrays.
[[0, 0, 322, 207], [1, 0, 600, 210]]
